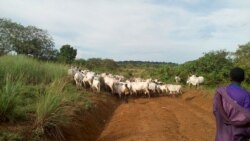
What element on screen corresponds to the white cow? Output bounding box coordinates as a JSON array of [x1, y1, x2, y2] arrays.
[[186, 75, 204, 87], [74, 71, 83, 89], [197, 76, 204, 84], [81, 69, 89, 75], [157, 84, 168, 94], [91, 76, 101, 93], [153, 79, 164, 85], [166, 84, 183, 95], [148, 82, 157, 95], [103, 75, 119, 93], [130, 77, 143, 82], [129, 81, 150, 98], [114, 75, 125, 82], [68, 66, 78, 77], [113, 82, 130, 99], [82, 71, 96, 87]]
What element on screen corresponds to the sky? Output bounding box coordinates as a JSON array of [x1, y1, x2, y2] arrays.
[[0, 0, 250, 63]]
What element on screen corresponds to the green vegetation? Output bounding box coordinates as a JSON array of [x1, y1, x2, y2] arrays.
[[0, 55, 67, 85], [35, 79, 80, 141], [57, 44, 77, 64], [176, 50, 234, 86], [0, 55, 85, 141], [0, 18, 56, 60], [234, 42, 250, 84], [74, 58, 121, 75], [0, 74, 23, 122]]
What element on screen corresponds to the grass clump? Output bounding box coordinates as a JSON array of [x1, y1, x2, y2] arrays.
[[0, 74, 23, 122], [34, 79, 80, 141]]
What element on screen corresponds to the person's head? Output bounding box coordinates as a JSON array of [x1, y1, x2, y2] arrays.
[[230, 67, 245, 83]]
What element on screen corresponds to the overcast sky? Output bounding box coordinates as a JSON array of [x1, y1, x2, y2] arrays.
[[1, 0, 250, 63]]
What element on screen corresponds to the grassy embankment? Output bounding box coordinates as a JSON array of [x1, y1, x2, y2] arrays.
[[0, 55, 91, 140]]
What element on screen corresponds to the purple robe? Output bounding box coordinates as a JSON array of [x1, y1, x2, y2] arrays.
[[213, 87, 250, 141], [227, 83, 250, 108]]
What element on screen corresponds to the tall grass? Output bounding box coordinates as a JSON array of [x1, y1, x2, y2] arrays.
[[35, 79, 80, 141], [0, 55, 67, 85], [0, 55, 69, 122], [0, 55, 88, 140], [0, 74, 23, 122]]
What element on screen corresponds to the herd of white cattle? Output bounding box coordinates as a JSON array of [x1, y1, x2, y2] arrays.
[[68, 66, 204, 101]]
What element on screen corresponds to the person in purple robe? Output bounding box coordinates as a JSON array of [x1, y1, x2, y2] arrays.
[[213, 67, 250, 141]]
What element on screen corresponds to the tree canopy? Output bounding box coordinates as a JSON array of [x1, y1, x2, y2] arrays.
[[234, 42, 250, 83], [57, 44, 77, 63], [234, 42, 250, 69], [0, 18, 56, 60]]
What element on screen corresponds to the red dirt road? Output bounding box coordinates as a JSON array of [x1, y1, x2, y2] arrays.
[[0, 90, 215, 141], [97, 92, 215, 141]]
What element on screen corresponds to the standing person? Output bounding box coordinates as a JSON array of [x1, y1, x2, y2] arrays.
[[213, 67, 250, 141]]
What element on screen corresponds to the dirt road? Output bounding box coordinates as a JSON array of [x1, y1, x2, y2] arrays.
[[97, 93, 215, 141]]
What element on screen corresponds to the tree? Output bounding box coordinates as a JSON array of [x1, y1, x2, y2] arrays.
[[57, 44, 77, 63], [234, 42, 250, 69], [0, 18, 56, 60], [0, 18, 23, 55], [234, 42, 250, 83]]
